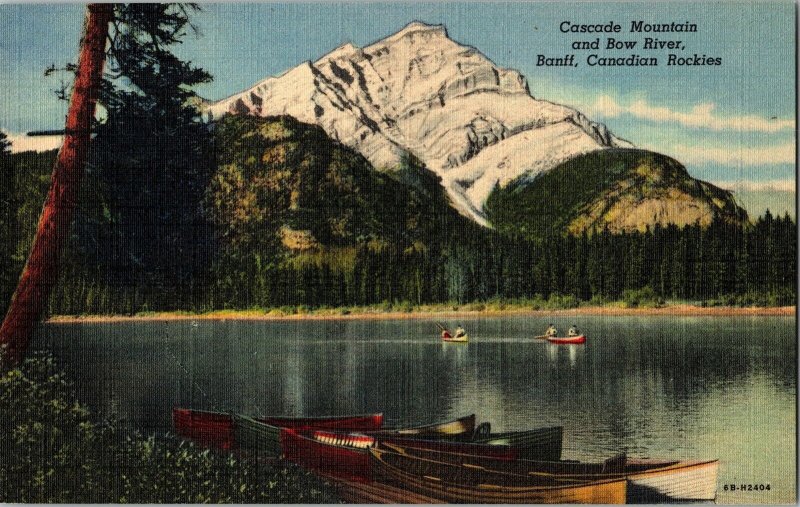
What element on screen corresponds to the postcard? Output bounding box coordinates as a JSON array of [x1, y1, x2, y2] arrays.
[[0, 2, 795, 504]]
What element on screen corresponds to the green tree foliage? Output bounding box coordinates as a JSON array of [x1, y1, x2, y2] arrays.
[[0, 131, 10, 154], [203, 115, 482, 309], [0, 133, 17, 314], [0, 353, 341, 503], [5, 127, 797, 314], [74, 4, 215, 309], [0, 150, 58, 316], [4, 132, 797, 315]]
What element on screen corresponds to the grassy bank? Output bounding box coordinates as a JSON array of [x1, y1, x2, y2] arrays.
[[0, 353, 341, 503], [46, 293, 795, 323]]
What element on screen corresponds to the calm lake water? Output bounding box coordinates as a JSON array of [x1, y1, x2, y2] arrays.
[[36, 315, 795, 504]]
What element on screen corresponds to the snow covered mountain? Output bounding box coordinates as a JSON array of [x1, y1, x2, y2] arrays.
[[207, 21, 632, 225]]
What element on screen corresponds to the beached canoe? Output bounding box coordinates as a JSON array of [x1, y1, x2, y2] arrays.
[[378, 421, 562, 460], [546, 335, 586, 344], [471, 426, 563, 461], [371, 413, 476, 438], [172, 408, 383, 449], [279, 425, 564, 482], [281, 428, 375, 481], [229, 413, 479, 456], [369, 447, 627, 503], [620, 457, 720, 502], [234, 414, 285, 455], [390, 445, 719, 502]]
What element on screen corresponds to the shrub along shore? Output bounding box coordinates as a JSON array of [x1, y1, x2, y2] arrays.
[[0, 353, 342, 503], [46, 291, 795, 324]]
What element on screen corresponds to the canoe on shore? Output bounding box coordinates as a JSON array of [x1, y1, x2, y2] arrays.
[[397, 424, 565, 460], [470, 425, 563, 461], [172, 408, 475, 456], [370, 413, 476, 438], [390, 445, 719, 502], [172, 408, 383, 449], [278, 424, 564, 482], [369, 447, 627, 504], [378, 418, 563, 461], [233, 414, 475, 466], [547, 335, 586, 344]]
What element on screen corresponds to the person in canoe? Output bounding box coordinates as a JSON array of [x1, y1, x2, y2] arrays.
[[454, 325, 467, 339], [546, 324, 558, 337], [568, 324, 579, 337], [441, 328, 452, 340]]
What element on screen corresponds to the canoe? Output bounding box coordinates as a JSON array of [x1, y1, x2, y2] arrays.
[[280, 426, 563, 482], [173, 408, 237, 449], [369, 447, 627, 504], [534, 335, 549, 340], [234, 414, 284, 456], [390, 445, 719, 502], [546, 335, 586, 344], [448, 425, 563, 461], [387, 421, 563, 461], [371, 413, 476, 437], [623, 457, 720, 502], [281, 428, 376, 481], [172, 408, 383, 449], [230, 413, 478, 456], [442, 334, 468, 342]]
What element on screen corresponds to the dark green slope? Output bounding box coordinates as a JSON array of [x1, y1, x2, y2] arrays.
[[485, 148, 748, 240], [208, 114, 477, 259], [0, 149, 59, 315]]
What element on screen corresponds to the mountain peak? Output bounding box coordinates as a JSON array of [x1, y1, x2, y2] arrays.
[[209, 22, 630, 225], [387, 21, 448, 40]]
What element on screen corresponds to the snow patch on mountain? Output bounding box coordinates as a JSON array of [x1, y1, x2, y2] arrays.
[[207, 21, 631, 224]]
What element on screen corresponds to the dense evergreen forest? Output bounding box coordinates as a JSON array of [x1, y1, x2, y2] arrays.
[[0, 134, 795, 317], [0, 1, 792, 319]]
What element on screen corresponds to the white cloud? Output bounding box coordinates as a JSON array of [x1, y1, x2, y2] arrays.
[[660, 141, 795, 166], [3, 130, 63, 153], [712, 179, 796, 193], [588, 95, 795, 133]]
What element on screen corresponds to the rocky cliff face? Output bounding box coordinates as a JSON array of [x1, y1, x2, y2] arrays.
[[207, 21, 631, 225]]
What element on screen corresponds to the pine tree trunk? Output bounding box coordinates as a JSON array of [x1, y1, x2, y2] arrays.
[[0, 4, 113, 366]]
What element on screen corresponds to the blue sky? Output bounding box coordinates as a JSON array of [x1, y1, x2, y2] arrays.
[[0, 2, 795, 216]]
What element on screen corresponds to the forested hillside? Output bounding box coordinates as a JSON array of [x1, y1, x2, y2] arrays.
[[485, 149, 748, 239], [0, 120, 795, 317]]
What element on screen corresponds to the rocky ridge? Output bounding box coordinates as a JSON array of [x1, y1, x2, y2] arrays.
[[207, 21, 632, 224]]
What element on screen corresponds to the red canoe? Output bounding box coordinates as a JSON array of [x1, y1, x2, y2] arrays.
[[281, 428, 522, 482], [173, 408, 384, 450], [546, 335, 586, 344]]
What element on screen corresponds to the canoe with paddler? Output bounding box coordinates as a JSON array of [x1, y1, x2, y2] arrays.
[[437, 323, 468, 342]]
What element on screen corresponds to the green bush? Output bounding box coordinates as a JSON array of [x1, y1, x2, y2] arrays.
[[397, 301, 415, 313], [530, 294, 546, 310], [708, 289, 796, 308], [622, 287, 663, 308], [545, 293, 579, 309], [466, 302, 486, 312], [586, 294, 607, 307], [0, 353, 341, 503]]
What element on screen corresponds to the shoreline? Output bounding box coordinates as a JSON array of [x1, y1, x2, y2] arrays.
[[45, 304, 796, 324]]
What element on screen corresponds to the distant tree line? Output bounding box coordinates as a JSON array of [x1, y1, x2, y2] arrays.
[[1, 142, 796, 316], [198, 213, 794, 310], [42, 211, 800, 314]]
